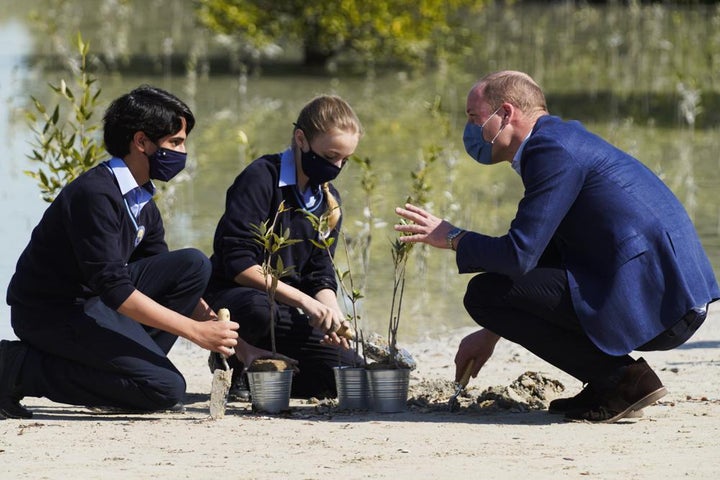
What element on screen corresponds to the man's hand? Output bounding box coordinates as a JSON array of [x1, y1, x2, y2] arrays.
[[453, 328, 501, 383], [394, 203, 454, 249]]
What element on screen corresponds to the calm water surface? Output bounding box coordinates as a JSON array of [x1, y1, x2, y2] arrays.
[[0, 19, 47, 340]]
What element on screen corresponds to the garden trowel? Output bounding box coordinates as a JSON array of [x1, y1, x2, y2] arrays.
[[209, 308, 233, 420], [448, 358, 475, 412], [333, 322, 356, 341]]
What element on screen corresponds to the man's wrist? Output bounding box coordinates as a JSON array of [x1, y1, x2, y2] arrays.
[[446, 226, 466, 250]]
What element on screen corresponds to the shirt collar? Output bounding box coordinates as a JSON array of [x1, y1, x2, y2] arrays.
[[511, 131, 532, 176], [277, 147, 322, 210], [106, 157, 156, 196], [278, 148, 296, 187]]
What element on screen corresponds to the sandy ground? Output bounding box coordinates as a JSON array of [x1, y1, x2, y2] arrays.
[[1, 307, 719, 480]]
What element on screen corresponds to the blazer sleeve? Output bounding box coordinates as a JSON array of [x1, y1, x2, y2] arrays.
[[456, 134, 585, 277]]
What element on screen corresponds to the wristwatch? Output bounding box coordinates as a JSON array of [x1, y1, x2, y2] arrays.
[[446, 226, 465, 250]]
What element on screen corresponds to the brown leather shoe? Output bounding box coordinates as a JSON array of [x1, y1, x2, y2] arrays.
[[565, 358, 666, 423], [549, 383, 644, 418], [548, 384, 598, 414]]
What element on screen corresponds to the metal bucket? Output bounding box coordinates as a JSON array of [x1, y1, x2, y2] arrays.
[[247, 369, 293, 413], [366, 368, 410, 413], [333, 366, 370, 410]]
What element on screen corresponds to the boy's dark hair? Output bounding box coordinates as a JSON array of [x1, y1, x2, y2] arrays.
[[103, 85, 195, 158]]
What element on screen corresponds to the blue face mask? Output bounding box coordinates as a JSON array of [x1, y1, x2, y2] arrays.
[[148, 146, 187, 182], [462, 107, 505, 165]]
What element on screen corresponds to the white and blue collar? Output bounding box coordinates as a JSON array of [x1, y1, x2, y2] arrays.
[[511, 132, 532, 176], [104, 157, 154, 218], [105, 157, 155, 196], [277, 148, 322, 211]]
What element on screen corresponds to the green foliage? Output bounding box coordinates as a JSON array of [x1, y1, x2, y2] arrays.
[[24, 33, 104, 202], [196, 0, 486, 68], [250, 200, 302, 353]]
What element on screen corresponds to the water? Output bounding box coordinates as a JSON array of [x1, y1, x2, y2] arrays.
[[2, 2, 720, 345], [0, 19, 46, 339]]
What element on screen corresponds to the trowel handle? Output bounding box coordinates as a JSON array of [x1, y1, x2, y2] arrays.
[[217, 308, 231, 322], [333, 323, 356, 341], [216, 308, 234, 363], [458, 358, 475, 388]]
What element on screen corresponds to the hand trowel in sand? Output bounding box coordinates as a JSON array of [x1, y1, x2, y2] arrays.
[[209, 308, 233, 420], [448, 358, 475, 412]]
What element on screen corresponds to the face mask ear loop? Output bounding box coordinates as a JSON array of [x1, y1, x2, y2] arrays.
[[480, 105, 504, 144], [490, 123, 506, 144]]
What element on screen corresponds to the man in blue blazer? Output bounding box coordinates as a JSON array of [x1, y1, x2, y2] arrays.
[[394, 70, 718, 423]]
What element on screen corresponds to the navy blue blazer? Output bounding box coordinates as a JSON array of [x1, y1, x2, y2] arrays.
[[456, 115, 719, 355]]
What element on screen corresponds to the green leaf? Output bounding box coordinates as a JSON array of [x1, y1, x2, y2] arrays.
[[31, 96, 46, 114], [62, 80, 74, 100], [50, 105, 60, 125]]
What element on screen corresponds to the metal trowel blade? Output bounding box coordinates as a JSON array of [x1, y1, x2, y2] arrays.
[[209, 364, 232, 419], [209, 308, 233, 420]]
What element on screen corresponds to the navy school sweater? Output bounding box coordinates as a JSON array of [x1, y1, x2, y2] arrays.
[[208, 154, 340, 297], [7, 164, 168, 310]]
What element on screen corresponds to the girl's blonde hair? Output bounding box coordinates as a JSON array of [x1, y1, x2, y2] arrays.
[[294, 95, 363, 231]]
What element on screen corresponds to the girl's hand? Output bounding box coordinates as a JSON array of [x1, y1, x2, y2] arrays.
[[320, 318, 352, 349]]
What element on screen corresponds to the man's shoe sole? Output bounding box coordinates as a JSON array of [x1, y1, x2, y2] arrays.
[[602, 386, 667, 423], [568, 386, 667, 423], [550, 406, 644, 418]]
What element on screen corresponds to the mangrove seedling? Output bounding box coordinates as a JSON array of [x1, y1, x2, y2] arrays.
[[250, 200, 301, 354]]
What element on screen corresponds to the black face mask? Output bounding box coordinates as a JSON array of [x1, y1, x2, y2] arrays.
[[301, 148, 342, 185]]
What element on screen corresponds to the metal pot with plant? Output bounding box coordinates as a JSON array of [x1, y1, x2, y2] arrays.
[[363, 151, 436, 412], [305, 208, 368, 409], [362, 235, 418, 413], [245, 201, 301, 413]]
